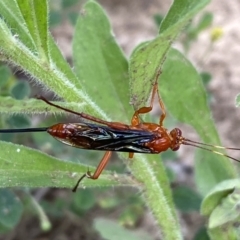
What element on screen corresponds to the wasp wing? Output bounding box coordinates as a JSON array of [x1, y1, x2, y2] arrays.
[[66, 123, 155, 153]]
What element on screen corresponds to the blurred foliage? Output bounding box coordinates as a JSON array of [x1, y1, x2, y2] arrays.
[[181, 12, 213, 52], [173, 186, 202, 212], [194, 227, 210, 240], [0, 189, 23, 231], [94, 218, 155, 240], [49, 0, 81, 26]]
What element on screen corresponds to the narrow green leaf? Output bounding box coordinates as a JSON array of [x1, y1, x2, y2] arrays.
[[1, 0, 80, 92], [0, 141, 133, 189], [17, 0, 49, 61], [73, 1, 130, 120], [129, 0, 210, 109], [0, 65, 11, 87], [32, 0, 49, 60], [0, 97, 87, 115], [159, 0, 210, 34], [0, 0, 36, 51], [17, 1, 37, 45], [0, 2, 108, 121], [129, 153, 182, 240]]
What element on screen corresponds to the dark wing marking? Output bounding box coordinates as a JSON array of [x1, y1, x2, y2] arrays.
[[69, 123, 156, 153]]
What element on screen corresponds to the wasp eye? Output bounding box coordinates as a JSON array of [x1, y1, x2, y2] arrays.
[[172, 145, 180, 151], [175, 128, 182, 137]]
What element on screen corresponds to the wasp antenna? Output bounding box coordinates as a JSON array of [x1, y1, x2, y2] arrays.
[[0, 127, 48, 133], [183, 142, 240, 163], [183, 138, 240, 151]]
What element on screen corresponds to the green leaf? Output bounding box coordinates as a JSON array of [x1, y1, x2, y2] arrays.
[[193, 227, 210, 240], [67, 12, 78, 25], [208, 188, 240, 229], [11, 81, 30, 99], [6, 115, 30, 128], [0, 97, 86, 115], [98, 194, 121, 209], [94, 218, 154, 240], [204, 184, 240, 239], [200, 71, 212, 85], [0, 2, 101, 117], [49, 10, 61, 27], [186, 12, 213, 40], [119, 204, 144, 227], [196, 12, 213, 32], [17, 0, 49, 61], [71, 189, 96, 213], [201, 179, 240, 216], [208, 226, 240, 240], [201, 181, 240, 238], [41, 198, 66, 217], [0, 65, 11, 87], [0, 0, 36, 51], [0, 141, 133, 189], [129, 0, 210, 109], [72, 1, 130, 120], [153, 14, 164, 27], [160, 48, 236, 195], [173, 186, 202, 212], [62, 0, 79, 8], [0, 189, 23, 228]]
